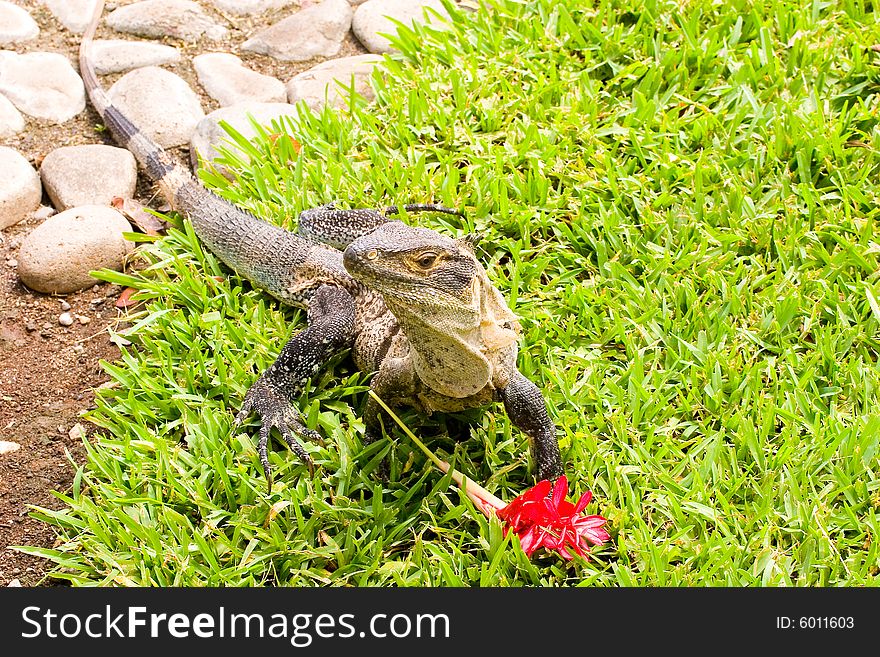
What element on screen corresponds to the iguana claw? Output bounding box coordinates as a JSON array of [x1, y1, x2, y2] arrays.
[[235, 374, 318, 492]]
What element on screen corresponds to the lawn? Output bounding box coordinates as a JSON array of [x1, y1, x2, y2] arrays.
[[21, 0, 880, 585]]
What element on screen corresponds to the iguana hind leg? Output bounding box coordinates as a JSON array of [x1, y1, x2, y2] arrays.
[[298, 203, 463, 249], [499, 371, 564, 481], [235, 284, 356, 491]]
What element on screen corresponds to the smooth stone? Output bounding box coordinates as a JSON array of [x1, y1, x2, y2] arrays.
[[193, 53, 286, 106], [241, 0, 353, 62], [208, 0, 298, 14], [286, 54, 381, 111], [107, 66, 204, 148], [0, 440, 20, 455], [91, 39, 181, 75], [0, 51, 85, 123], [190, 102, 299, 174], [352, 0, 449, 54], [17, 205, 134, 294], [40, 145, 138, 211], [40, 0, 100, 33], [0, 147, 42, 229], [0, 93, 25, 137], [106, 0, 228, 42], [0, 2, 39, 45]]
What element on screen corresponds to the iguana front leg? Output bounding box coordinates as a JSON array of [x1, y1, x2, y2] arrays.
[[499, 371, 563, 481], [235, 284, 356, 491]]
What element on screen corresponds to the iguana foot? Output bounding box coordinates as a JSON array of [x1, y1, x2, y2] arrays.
[[235, 374, 319, 493]]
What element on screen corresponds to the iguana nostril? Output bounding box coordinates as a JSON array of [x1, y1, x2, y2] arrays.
[[366, 249, 379, 260]]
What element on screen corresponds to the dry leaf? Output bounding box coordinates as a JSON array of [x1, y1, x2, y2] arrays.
[[111, 196, 167, 235]]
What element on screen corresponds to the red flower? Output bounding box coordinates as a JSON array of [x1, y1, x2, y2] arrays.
[[496, 476, 610, 560], [367, 391, 610, 562]]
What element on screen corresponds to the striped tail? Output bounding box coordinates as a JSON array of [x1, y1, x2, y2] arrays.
[[79, 0, 190, 200]]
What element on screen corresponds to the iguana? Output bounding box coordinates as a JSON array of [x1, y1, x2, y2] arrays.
[[78, 0, 563, 489]]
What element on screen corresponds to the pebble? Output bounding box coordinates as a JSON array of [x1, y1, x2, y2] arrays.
[[106, 0, 228, 42], [287, 54, 382, 111], [5, 258, 16, 268], [0, 2, 39, 45], [17, 205, 134, 294], [60, 300, 71, 311], [7, 580, 22, 587], [0, 51, 86, 123], [0, 147, 42, 230], [194, 53, 286, 107], [190, 102, 299, 174], [208, 0, 298, 14], [352, 0, 450, 54], [91, 39, 181, 75], [58, 312, 74, 326], [41, 0, 100, 34], [108, 66, 205, 148], [0, 440, 21, 455], [76, 314, 91, 325], [0, 90, 25, 138], [40, 144, 138, 211], [241, 0, 353, 62]]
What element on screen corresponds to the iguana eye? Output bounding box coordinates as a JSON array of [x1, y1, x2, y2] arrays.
[[415, 252, 439, 269]]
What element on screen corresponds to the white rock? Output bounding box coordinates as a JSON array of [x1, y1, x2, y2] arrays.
[[91, 39, 181, 75], [352, 0, 449, 54], [40, 0, 99, 34], [0, 51, 85, 123], [194, 53, 286, 107], [17, 205, 134, 294], [0, 93, 24, 137], [287, 54, 381, 111], [40, 145, 138, 211], [106, 0, 228, 42], [241, 0, 353, 62], [58, 312, 74, 326], [0, 147, 42, 230], [208, 0, 298, 14], [190, 102, 299, 174], [108, 66, 204, 148], [0, 440, 21, 455], [6, 579, 22, 586], [0, 2, 39, 45]]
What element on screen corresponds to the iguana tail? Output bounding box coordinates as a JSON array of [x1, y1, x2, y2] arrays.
[[79, 0, 190, 200], [78, 0, 333, 303]]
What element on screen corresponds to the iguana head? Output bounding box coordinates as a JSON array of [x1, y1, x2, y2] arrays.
[[343, 221, 480, 311], [343, 221, 521, 398]]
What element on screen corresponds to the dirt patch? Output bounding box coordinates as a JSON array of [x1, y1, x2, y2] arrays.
[[0, 0, 367, 586]]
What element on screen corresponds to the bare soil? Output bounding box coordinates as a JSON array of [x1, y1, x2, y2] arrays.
[[0, 0, 367, 586]]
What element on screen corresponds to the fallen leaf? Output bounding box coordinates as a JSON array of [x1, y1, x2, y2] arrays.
[[115, 287, 139, 309], [111, 196, 167, 235]]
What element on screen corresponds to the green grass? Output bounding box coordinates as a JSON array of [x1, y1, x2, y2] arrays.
[[21, 0, 880, 585]]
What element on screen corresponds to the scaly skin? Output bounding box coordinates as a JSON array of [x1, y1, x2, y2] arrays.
[[79, 0, 564, 489]]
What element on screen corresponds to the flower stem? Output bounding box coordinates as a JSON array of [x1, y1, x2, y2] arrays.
[[367, 390, 507, 510]]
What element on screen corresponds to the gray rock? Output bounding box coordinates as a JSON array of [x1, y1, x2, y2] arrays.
[[0, 51, 85, 123], [0, 147, 42, 229], [241, 0, 353, 62], [17, 205, 134, 294], [0, 93, 24, 137], [190, 102, 299, 175], [0, 2, 39, 45], [194, 53, 286, 106], [40, 0, 99, 34], [0, 440, 20, 455], [108, 66, 204, 148], [352, 0, 449, 54], [106, 0, 228, 42], [91, 39, 181, 75], [287, 54, 381, 111], [40, 145, 138, 211], [208, 0, 298, 14]]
